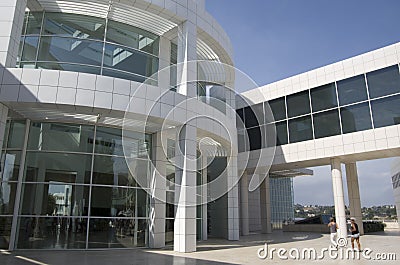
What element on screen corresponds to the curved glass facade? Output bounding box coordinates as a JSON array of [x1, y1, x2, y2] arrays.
[[17, 12, 159, 84], [0, 120, 152, 249], [237, 64, 400, 151]]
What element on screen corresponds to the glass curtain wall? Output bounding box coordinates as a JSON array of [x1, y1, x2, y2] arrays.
[[17, 11, 159, 84], [237, 63, 400, 151], [1, 120, 152, 249]]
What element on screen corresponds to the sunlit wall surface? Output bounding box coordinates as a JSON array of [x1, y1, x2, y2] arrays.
[[0, 120, 151, 249], [17, 12, 159, 84]]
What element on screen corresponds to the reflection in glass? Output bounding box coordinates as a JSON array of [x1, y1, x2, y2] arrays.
[[367, 65, 400, 99], [16, 217, 87, 249], [341, 102, 372, 133], [310, 83, 337, 112], [0, 182, 17, 215], [88, 218, 147, 248], [247, 127, 261, 150], [43, 12, 105, 40], [275, 121, 288, 146], [20, 183, 89, 216], [1, 151, 21, 182], [92, 156, 136, 187], [28, 122, 94, 153], [288, 115, 313, 143], [268, 98, 286, 121], [287, 90, 310, 118], [25, 12, 43, 35], [165, 219, 174, 244], [243, 106, 260, 128], [313, 109, 341, 139], [24, 152, 92, 184], [6, 120, 26, 149], [0, 217, 13, 249], [337, 74, 368, 106], [21, 36, 39, 61], [36, 62, 101, 75], [371, 95, 400, 128], [90, 187, 147, 218], [38, 36, 103, 66]]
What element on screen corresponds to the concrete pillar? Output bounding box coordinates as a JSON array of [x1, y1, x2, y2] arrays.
[[0, 0, 27, 67], [158, 36, 171, 90], [174, 123, 197, 252], [331, 158, 347, 239], [201, 157, 208, 241], [260, 174, 272, 234], [149, 132, 166, 248], [345, 162, 364, 235], [240, 172, 249, 236], [176, 20, 197, 97]]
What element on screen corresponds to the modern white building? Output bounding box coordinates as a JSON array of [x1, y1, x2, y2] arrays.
[[0, 0, 399, 253]]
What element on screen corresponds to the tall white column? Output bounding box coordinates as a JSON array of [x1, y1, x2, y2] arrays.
[[260, 174, 272, 234], [331, 158, 348, 239], [149, 132, 166, 248], [240, 172, 249, 236], [158, 36, 171, 90], [0, 0, 27, 67], [345, 162, 364, 235], [174, 123, 197, 252]]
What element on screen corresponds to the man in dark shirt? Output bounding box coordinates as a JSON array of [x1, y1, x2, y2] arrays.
[[349, 217, 361, 251]]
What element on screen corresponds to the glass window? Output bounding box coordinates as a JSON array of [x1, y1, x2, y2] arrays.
[[38, 36, 103, 66], [337, 74, 368, 106], [236, 108, 245, 130], [36, 62, 101, 75], [21, 36, 39, 61], [1, 151, 21, 182], [6, 120, 26, 149], [170, 43, 177, 65], [92, 156, 137, 187], [367, 65, 400, 99], [103, 43, 158, 78], [102, 68, 146, 83], [313, 109, 341, 139], [243, 106, 261, 128], [247, 126, 261, 150], [88, 218, 147, 248], [24, 152, 92, 184], [28, 122, 94, 153], [90, 187, 147, 217], [341, 102, 372, 133], [286, 90, 310, 118], [106, 20, 159, 56], [262, 123, 276, 148], [268, 97, 286, 122], [0, 182, 17, 215], [19, 183, 90, 216], [288, 115, 313, 143], [371, 94, 400, 128], [275, 121, 288, 146], [43, 13, 105, 41], [237, 129, 247, 152], [25, 12, 43, 35], [0, 217, 12, 249], [310, 83, 337, 112], [16, 217, 87, 249]]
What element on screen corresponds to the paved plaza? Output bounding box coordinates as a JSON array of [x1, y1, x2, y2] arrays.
[[1, 229, 398, 265]]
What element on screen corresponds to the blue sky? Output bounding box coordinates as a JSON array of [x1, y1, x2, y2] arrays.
[[206, 0, 400, 206]]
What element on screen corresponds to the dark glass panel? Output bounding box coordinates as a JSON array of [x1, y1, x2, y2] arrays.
[[313, 109, 341, 139], [247, 126, 261, 150], [21, 36, 39, 61], [6, 120, 26, 149], [16, 217, 87, 249], [36, 62, 101, 75], [165, 219, 174, 244], [337, 74, 368, 106], [275, 121, 288, 146], [43, 12, 105, 40], [92, 155, 138, 187], [371, 94, 400, 128], [38, 36, 103, 66], [88, 218, 147, 248], [25, 12, 43, 35], [243, 105, 262, 128], [268, 97, 286, 121], [0, 182, 17, 215], [286, 90, 310, 118], [341, 102, 372, 133], [0, 217, 12, 249], [106, 20, 159, 56], [367, 65, 400, 99], [288, 115, 313, 143], [310, 83, 337, 112], [24, 152, 92, 184], [19, 183, 89, 216], [103, 43, 158, 78], [28, 122, 94, 153], [102, 68, 146, 83], [1, 151, 21, 182]]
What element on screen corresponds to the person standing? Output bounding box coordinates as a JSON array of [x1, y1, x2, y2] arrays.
[[349, 217, 361, 251], [328, 217, 339, 248]]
